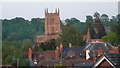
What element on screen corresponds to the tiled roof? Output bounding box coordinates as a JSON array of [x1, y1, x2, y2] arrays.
[[32, 51, 56, 60], [92, 39, 102, 42], [93, 53, 120, 68], [109, 50, 118, 54], [39, 58, 93, 66], [74, 62, 94, 67], [62, 46, 85, 57], [84, 42, 114, 52], [105, 53, 120, 67]]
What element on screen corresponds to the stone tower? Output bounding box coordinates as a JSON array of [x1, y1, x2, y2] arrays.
[[45, 8, 60, 35], [36, 8, 61, 43]]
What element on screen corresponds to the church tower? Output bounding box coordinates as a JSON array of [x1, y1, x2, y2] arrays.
[[36, 8, 61, 43], [45, 8, 60, 35]]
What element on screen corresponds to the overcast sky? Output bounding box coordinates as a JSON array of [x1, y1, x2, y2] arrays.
[[1, 2, 118, 22]]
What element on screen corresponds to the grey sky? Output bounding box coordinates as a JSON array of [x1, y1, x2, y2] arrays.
[[2, 2, 118, 22], [118, 1, 120, 14]]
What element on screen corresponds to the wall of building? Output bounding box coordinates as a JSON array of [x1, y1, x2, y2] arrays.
[[97, 59, 113, 68]]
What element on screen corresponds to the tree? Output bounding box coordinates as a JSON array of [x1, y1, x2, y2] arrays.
[[58, 25, 85, 47], [65, 18, 80, 25], [100, 14, 109, 22], [85, 15, 95, 39], [5, 32, 18, 41], [110, 14, 120, 45], [93, 12, 106, 38], [110, 16, 117, 23], [39, 39, 56, 51], [110, 15, 120, 33], [2, 17, 45, 41], [102, 32, 119, 46], [86, 15, 93, 23], [117, 14, 120, 24]]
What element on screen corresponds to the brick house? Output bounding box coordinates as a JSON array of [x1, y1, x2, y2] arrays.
[[93, 53, 120, 68]]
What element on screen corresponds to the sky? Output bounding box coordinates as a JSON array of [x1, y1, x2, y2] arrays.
[[1, 2, 119, 22], [118, 1, 120, 14]]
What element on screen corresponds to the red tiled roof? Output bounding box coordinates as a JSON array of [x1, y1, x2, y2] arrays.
[[109, 50, 118, 54], [33, 51, 56, 60], [92, 39, 102, 42]]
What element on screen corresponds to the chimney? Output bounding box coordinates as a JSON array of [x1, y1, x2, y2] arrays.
[[98, 49, 103, 56], [87, 27, 91, 42], [118, 45, 120, 53], [69, 43, 72, 48], [55, 47, 60, 58], [28, 48, 32, 61], [60, 43, 63, 55]]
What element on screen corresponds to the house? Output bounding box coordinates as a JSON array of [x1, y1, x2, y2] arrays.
[[84, 42, 114, 60], [27, 42, 119, 66], [62, 46, 85, 59], [93, 53, 120, 68]]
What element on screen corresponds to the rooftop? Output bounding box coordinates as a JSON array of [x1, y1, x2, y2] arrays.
[[84, 42, 114, 52], [105, 53, 120, 67]]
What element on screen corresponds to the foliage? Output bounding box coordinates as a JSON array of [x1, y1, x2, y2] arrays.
[[2, 14, 119, 66], [2, 17, 44, 41], [102, 32, 119, 46], [109, 14, 120, 45], [58, 25, 85, 47], [55, 64, 62, 68], [39, 39, 56, 51], [86, 15, 93, 22], [65, 18, 86, 33], [2, 40, 31, 66], [85, 15, 95, 39], [100, 14, 109, 22]]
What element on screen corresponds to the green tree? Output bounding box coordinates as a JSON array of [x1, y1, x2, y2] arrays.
[[85, 15, 95, 39], [93, 12, 106, 38], [102, 32, 119, 46], [2, 17, 45, 41], [39, 39, 56, 51], [65, 18, 80, 25], [117, 14, 120, 24], [86, 15, 93, 23], [100, 14, 109, 22], [59, 25, 85, 47]]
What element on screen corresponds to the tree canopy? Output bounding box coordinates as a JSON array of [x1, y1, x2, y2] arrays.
[[57, 25, 85, 47], [2, 13, 120, 66], [102, 32, 119, 46]]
